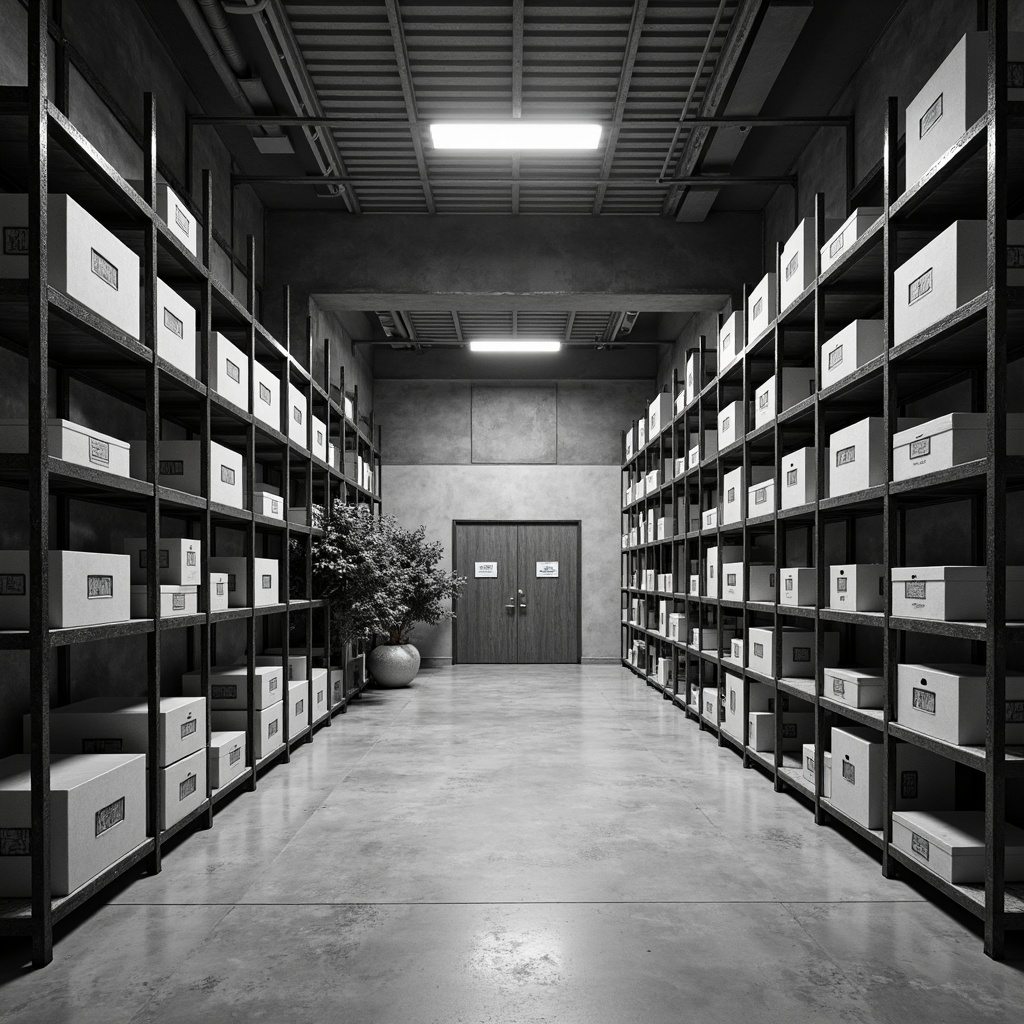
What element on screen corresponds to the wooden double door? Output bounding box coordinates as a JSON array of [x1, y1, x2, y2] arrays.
[[453, 521, 581, 664]]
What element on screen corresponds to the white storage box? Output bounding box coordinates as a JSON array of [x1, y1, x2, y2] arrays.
[[693, 627, 734, 651], [748, 626, 838, 679], [288, 679, 310, 738], [253, 489, 284, 520], [781, 446, 823, 509], [0, 193, 140, 339], [688, 430, 718, 469], [705, 544, 742, 598], [252, 359, 281, 431], [891, 565, 1024, 621], [829, 417, 921, 497], [208, 332, 249, 411], [893, 413, 1024, 482], [209, 730, 246, 790], [897, 663, 1024, 745], [802, 744, 832, 798], [754, 369, 816, 429], [645, 469, 659, 492], [730, 637, 744, 663], [330, 667, 344, 707], [688, 575, 700, 596], [209, 572, 229, 612], [685, 348, 716, 406], [905, 33, 1024, 190], [288, 383, 309, 449], [779, 567, 815, 607], [701, 687, 719, 724], [130, 584, 197, 619], [155, 278, 197, 378], [780, 216, 839, 311], [658, 600, 668, 635], [123, 537, 200, 587], [722, 562, 775, 603], [0, 753, 146, 896], [0, 418, 131, 479], [37, 695, 205, 768], [625, 426, 635, 459], [637, 417, 646, 449], [183, 662, 283, 710], [151, 182, 196, 255], [668, 612, 684, 640], [830, 563, 885, 612], [821, 320, 885, 390], [723, 465, 772, 525], [723, 675, 772, 740], [748, 711, 814, 752], [132, 439, 244, 509], [311, 415, 328, 463], [311, 669, 329, 723], [657, 656, 673, 689], [824, 667, 885, 710], [153, 748, 206, 830], [830, 728, 955, 829], [718, 311, 744, 371], [747, 272, 777, 342], [215, 701, 284, 761], [718, 401, 746, 448], [747, 478, 775, 518], [820, 208, 884, 275], [0, 549, 130, 629], [648, 393, 673, 438], [208, 556, 280, 608], [892, 811, 1024, 884], [254, 654, 304, 681], [702, 507, 719, 531]]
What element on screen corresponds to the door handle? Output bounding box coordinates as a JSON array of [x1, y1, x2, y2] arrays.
[[518, 588, 527, 610], [505, 594, 516, 611]]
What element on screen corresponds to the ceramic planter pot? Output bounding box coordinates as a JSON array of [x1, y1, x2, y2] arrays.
[[367, 642, 420, 688]]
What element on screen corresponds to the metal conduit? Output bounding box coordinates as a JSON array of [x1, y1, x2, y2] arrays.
[[196, 0, 248, 75]]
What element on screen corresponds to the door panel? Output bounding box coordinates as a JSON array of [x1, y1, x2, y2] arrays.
[[454, 523, 518, 663], [516, 523, 579, 664]]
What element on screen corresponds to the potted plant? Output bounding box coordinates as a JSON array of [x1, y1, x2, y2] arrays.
[[309, 501, 465, 687]]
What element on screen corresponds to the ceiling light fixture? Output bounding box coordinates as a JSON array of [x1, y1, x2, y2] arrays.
[[469, 339, 562, 353], [430, 122, 601, 150]]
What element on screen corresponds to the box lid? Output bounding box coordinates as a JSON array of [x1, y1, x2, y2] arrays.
[[751, 271, 776, 296], [0, 753, 145, 793], [897, 662, 1024, 683], [0, 418, 130, 450], [893, 412, 1024, 447], [824, 667, 884, 684], [832, 724, 882, 743], [828, 206, 883, 245], [891, 565, 996, 582], [49, 695, 201, 716], [892, 810, 1024, 856], [129, 585, 198, 595], [209, 730, 244, 756]]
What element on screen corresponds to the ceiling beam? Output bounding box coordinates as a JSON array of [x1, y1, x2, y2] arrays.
[[383, 0, 436, 214], [451, 310, 464, 342], [235, 173, 796, 188], [511, 0, 523, 214], [594, 0, 648, 215], [563, 310, 576, 342]]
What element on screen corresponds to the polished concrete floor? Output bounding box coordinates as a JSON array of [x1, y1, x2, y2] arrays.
[[2, 664, 1023, 1022]]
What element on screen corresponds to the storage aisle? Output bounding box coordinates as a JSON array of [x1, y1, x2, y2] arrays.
[[1, 666, 1021, 1022]]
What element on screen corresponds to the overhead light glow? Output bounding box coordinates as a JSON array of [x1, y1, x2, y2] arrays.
[[430, 122, 601, 150], [469, 339, 562, 353]]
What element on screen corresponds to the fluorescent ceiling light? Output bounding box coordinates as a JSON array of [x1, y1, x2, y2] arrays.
[[469, 339, 562, 353], [430, 122, 601, 150]]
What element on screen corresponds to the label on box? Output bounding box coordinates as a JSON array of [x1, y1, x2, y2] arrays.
[[785, 253, 799, 281], [1008, 700, 1024, 723], [87, 575, 113, 599], [259, 382, 271, 404], [160, 459, 184, 475], [726, 573, 737, 586], [0, 573, 26, 596], [261, 574, 272, 590], [836, 446, 856, 466], [83, 738, 122, 753], [753, 486, 768, 506], [908, 268, 933, 305], [220, 464, 235, 485], [179, 774, 197, 801], [293, 406, 302, 423], [88, 437, 110, 466], [782, 723, 797, 739], [229, 746, 241, 764], [163, 307, 184, 339], [753, 642, 764, 658], [721, 331, 731, 354], [831, 677, 845, 697], [842, 760, 855, 784], [910, 438, 931, 458], [785, 578, 793, 592], [722, 416, 730, 433], [0, 827, 31, 855], [268, 718, 279, 738], [317, 689, 324, 705], [793, 647, 811, 662], [90, 248, 119, 290], [213, 684, 238, 700], [215, 581, 225, 596], [226, 358, 241, 383], [269, 675, 279, 692], [901, 770, 919, 799], [919, 93, 943, 138], [95, 796, 125, 836], [295, 699, 304, 716], [905, 581, 926, 600], [836, 578, 848, 592], [181, 719, 197, 739], [171, 593, 186, 610], [727, 487, 735, 502], [174, 204, 190, 235], [140, 549, 171, 569], [830, 233, 846, 259], [806, 754, 815, 773], [3, 226, 28, 255], [828, 345, 843, 370], [759, 392, 769, 409], [911, 831, 931, 860]]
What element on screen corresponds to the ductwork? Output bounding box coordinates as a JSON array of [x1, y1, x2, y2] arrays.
[[196, 0, 248, 76], [175, 0, 253, 111]]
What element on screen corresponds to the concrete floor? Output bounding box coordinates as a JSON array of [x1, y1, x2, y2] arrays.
[[1, 664, 1023, 1022]]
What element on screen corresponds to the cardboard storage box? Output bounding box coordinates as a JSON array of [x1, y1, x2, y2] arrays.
[[891, 565, 1024, 621], [722, 562, 775, 603], [688, 575, 700, 596], [747, 478, 775, 517], [155, 278, 197, 378], [830, 728, 955, 829], [693, 627, 735, 651], [668, 612, 684, 640], [253, 489, 284, 520], [658, 600, 668, 635], [311, 415, 328, 463], [212, 700, 284, 761], [36, 695, 205, 767], [779, 567, 815, 607], [132, 439, 244, 509], [701, 687, 719, 724], [288, 679, 310, 738], [702, 507, 719, 531], [256, 652, 309, 681], [132, 181, 196, 255], [685, 348, 716, 406], [182, 662, 283, 710], [252, 359, 281, 431], [688, 430, 718, 468], [748, 711, 814, 752], [829, 417, 921, 497], [208, 556, 280, 608], [820, 208, 884, 275], [723, 465, 771, 525], [657, 657, 673, 689], [780, 446, 822, 509], [0, 418, 131, 479], [209, 730, 246, 790], [625, 426, 635, 459], [0, 549, 130, 629], [637, 417, 646, 449], [905, 33, 1024, 190], [723, 675, 772, 740], [646, 469, 659, 493], [288, 383, 309, 449], [747, 272, 777, 342], [897, 663, 1024, 745], [893, 413, 1024, 482], [718, 400, 746, 448], [706, 544, 743, 599], [130, 584, 197, 619], [824, 667, 885, 710], [753, 369, 816, 429], [310, 668, 329, 723], [892, 810, 1024, 884], [0, 193, 140, 339], [730, 637, 744, 663], [821, 320, 885, 390], [123, 537, 200, 587], [330, 667, 344, 706], [0, 753, 146, 896], [209, 572, 229, 612], [153, 748, 206, 830], [748, 626, 838, 679], [780, 216, 839, 311], [207, 332, 249, 411], [829, 563, 885, 612], [718, 310, 744, 371], [802, 744, 832, 798], [648, 392, 673, 438]]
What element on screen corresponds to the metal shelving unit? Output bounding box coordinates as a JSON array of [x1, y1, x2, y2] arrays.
[[621, 0, 1024, 959], [0, 1, 382, 967]]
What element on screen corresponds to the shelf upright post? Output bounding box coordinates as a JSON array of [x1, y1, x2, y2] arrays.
[[303, 314, 315, 743], [142, 92, 164, 868], [812, 192, 827, 823], [772, 242, 784, 792], [279, 292, 293, 759], [245, 236, 258, 784], [984, 0, 1009, 960], [27, 0, 52, 969], [881, 95, 899, 881]]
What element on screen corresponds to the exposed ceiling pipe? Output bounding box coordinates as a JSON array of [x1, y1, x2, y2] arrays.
[[175, 0, 253, 111], [195, 0, 249, 76], [222, 0, 270, 13]]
